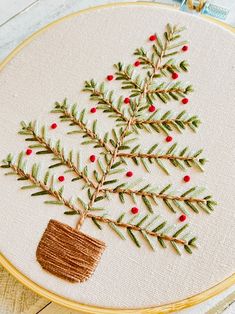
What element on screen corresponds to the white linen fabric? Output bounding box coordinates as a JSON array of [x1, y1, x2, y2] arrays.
[[0, 4, 234, 309]]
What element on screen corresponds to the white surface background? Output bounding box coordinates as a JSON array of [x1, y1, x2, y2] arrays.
[[1, 0, 235, 314]]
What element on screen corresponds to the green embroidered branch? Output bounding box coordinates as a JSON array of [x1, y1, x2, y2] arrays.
[[133, 109, 201, 134], [134, 24, 188, 69], [41, 104, 202, 179], [133, 24, 192, 103], [19, 120, 207, 197], [0, 24, 215, 257], [19, 121, 96, 188], [102, 183, 216, 215], [115, 143, 206, 174], [75, 24, 199, 229], [76, 108, 137, 230], [114, 62, 144, 97], [76, 27, 177, 228], [19, 121, 133, 189], [83, 213, 196, 254], [114, 60, 189, 96], [1, 155, 197, 254], [146, 82, 193, 104], [51, 99, 112, 152], [159, 59, 189, 76], [83, 80, 128, 122]]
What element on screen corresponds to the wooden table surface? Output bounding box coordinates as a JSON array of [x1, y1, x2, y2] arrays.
[[0, 1, 234, 313]]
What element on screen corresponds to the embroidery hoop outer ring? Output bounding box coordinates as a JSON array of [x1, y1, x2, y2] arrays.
[[0, 2, 234, 313]]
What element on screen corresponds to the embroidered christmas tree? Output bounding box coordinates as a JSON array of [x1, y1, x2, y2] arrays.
[[1, 24, 217, 283]]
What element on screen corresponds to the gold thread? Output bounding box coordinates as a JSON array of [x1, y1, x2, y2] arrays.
[[84, 216, 186, 244], [187, 0, 206, 12], [117, 152, 196, 161], [131, 117, 195, 126], [101, 187, 206, 203]]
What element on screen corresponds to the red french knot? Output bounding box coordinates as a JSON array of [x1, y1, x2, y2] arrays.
[[26, 149, 32, 156], [58, 176, 65, 182], [179, 214, 187, 222], [131, 207, 139, 214], [166, 136, 173, 142], [51, 123, 57, 129], [181, 98, 189, 104], [172, 72, 179, 80], [126, 171, 133, 177], [124, 97, 130, 104], [149, 105, 156, 112], [134, 60, 141, 67], [149, 34, 156, 41], [106, 75, 114, 81], [89, 155, 96, 163], [90, 107, 97, 113], [183, 175, 190, 183], [182, 45, 189, 52]]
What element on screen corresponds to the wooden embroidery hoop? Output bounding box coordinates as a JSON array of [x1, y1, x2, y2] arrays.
[[0, 2, 234, 313]]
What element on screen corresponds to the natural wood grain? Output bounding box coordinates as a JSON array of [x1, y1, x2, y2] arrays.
[[0, 0, 35, 25], [33, 302, 79, 314], [0, 0, 135, 61], [22, 299, 51, 314], [0, 265, 42, 313], [206, 292, 235, 314]]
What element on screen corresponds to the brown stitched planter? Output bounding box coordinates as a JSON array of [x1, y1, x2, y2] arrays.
[[36, 219, 106, 283]]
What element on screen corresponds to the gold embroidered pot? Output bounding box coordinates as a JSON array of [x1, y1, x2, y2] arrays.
[[36, 219, 106, 283]]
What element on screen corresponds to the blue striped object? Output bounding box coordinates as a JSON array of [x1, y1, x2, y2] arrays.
[[202, 2, 229, 20], [154, 0, 230, 21]]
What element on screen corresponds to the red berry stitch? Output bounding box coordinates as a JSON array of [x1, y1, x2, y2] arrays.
[[107, 75, 114, 81], [182, 45, 189, 52], [182, 98, 189, 104], [134, 60, 141, 67], [149, 34, 156, 41], [149, 105, 156, 112], [166, 136, 173, 142], [131, 207, 139, 214], [90, 107, 97, 113], [89, 155, 96, 162], [58, 176, 65, 182], [179, 214, 187, 222], [26, 149, 32, 155], [51, 123, 57, 129], [183, 175, 190, 182], [172, 72, 179, 80], [126, 171, 133, 177], [124, 97, 130, 104]]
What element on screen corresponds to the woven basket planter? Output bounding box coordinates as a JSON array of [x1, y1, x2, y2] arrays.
[[36, 220, 106, 283]]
